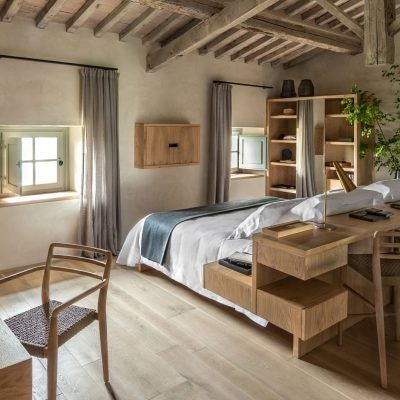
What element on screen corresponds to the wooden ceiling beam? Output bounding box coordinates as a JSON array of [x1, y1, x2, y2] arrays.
[[243, 12, 362, 53], [36, 0, 68, 29], [94, 0, 134, 38], [244, 38, 287, 62], [230, 34, 273, 60], [66, 0, 101, 33], [160, 19, 199, 47], [215, 31, 256, 58], [312, 0, 363, 39], [364, 0, 395, 65], [119, 8, 157, 41], [0, 0, 23, 22], [198, 28, 240, 55], [142, 14, 179, 45], [136, 0, 216, 19], [258, 42, 304, 64], [285, 0, 316, 17], [270, 44, 314, 66], [282, 47, 325, 68], [147, 0, 280, 71], [314, 0, 363, 26]]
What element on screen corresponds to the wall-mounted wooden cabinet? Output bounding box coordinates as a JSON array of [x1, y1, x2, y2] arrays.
[[134, 123, 200, 169]]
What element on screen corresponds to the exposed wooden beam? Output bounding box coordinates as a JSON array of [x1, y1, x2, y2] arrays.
[[283, 48, 325, 69], [198, 28, 239, 55], [66, 0, 101, 33], [136, 0, 216, 19], [0, 0, 23, 22], [94, 0, 134, 38], [270, 44, 314, 66], [160, 19, 199, 47], [36, 0, 68, 29], [364, 0, 395, 65], [243, 12, 362, 53], [215, 31, 256, 58], [285, 0, 316, 17], [315, 1, 363, 27], [312, 0, 363, 39], [147, 0, 279, 71], [258, 42, 304, 64], [244, 38, 287, 62], [142, 14, 179, 45], [230, 34, 272, 60], [119, 8, 157, 41]]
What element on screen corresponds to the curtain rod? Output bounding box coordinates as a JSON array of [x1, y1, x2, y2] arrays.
[[0, 54, 118, 71], [213, 80, 273, 89]]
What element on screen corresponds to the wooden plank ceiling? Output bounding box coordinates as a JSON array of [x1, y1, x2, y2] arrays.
[[0, 0, 399, 71]]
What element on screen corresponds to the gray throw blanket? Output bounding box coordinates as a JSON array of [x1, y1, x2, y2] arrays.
[[141, 196, 281, 264]]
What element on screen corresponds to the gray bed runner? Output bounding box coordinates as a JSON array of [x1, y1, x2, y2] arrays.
[[141, 196, 281, 264]]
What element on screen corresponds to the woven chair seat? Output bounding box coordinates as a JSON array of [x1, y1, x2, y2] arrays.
[[348, 254, 400, 281], [4, 300, 96, 357]]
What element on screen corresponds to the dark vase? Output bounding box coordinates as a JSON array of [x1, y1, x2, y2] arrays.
[[281, 80, 296, 98], [298, 79, 314, 97], [395, 171, 400, 179]]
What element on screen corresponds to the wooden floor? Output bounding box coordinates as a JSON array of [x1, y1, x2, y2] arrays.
[[1, 265, 400, 400]]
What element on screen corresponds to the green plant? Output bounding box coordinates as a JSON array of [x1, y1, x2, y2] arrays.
[[341, 66, 400, 176]]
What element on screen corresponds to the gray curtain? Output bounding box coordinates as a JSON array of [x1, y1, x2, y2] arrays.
[[296, 100, 317, 197], [207, 82, 232, 204], [80, 68, 121, 255]]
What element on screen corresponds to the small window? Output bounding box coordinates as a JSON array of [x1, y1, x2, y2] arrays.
[[231, 133, 239, 170], [1, 128, 67, 195]]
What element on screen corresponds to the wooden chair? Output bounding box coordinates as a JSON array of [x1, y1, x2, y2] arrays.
[[0, 243, 113, 400], [348, 230, 400, 389]]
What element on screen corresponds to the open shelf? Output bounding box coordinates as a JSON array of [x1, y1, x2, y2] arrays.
[[270, 139, 296, 144], [270, 187, 296, 194], [326, 166, 354, 172], [270, 115, 297, 119], [270, 162, 297, 167], [326, 114, 349, 118], [326, 141, 354, 146]]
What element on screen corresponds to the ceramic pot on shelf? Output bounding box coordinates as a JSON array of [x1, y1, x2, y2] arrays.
[[281, 80, 296, 98], [298, 79, 314, 97]]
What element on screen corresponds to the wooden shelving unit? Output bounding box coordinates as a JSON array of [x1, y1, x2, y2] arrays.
[[266, 94, 372, 198], [266, 99, 298, 199]]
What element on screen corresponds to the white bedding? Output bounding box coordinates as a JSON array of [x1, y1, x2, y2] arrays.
[[117, 180, 400, 325]]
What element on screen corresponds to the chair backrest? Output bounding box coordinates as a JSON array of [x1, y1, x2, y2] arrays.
[[42, 243, 113, 307], [373, 230, 400, 283]]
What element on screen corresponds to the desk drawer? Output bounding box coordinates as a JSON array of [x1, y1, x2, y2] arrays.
[[203, 262, 251, 310], [256, 277, 348, 340]]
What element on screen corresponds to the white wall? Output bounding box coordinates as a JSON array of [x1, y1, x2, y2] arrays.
[[0, 18, 278, 268], [277, 43, 400, 181]]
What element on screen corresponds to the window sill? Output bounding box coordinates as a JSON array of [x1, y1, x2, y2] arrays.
[[0, 191, 80, 208], [231, 173, 264, 181]]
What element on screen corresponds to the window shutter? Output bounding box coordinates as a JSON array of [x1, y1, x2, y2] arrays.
[[238, 135, 266, 170], [2, 137, 21, 195]]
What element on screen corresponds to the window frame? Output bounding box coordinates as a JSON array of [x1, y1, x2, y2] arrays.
[[0, 127, 68, 195]]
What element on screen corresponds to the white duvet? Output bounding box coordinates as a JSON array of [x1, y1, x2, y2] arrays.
[[117, 180, 400, 325]]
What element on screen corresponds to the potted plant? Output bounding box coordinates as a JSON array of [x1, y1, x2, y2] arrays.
[[342, 66, 400, 178]]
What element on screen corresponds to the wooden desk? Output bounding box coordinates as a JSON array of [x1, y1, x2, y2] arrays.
[[204, 203, 400, 357], [0, 319, 32, 400]]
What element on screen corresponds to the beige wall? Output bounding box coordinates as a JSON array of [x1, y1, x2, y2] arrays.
[[278, 45, 400, 181], [0, 18, 277, 268]]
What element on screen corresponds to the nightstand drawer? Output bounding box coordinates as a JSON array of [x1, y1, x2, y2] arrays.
[[256, 277, 348, 340], [203, 262, 251, 310]]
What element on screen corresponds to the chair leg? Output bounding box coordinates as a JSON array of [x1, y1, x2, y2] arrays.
[[99, 310, 109, 383], [47, 346, 58, 400], [372, 262, 388, 389], [394, 286, 400, 342]]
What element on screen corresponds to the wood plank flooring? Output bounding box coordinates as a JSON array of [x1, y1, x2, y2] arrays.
[[0, 265, 400, 400]]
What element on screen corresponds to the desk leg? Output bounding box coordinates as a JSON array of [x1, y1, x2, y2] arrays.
[[337, 266, 346, 346]]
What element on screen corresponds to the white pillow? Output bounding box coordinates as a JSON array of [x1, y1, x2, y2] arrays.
[[291, 188, 384, 221], [228, 198, 305, 239], [361, 179, 400, 202]]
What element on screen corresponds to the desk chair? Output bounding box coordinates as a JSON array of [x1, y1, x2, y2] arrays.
[[0, 243, 112, 400], [348, 230, 400, 389]]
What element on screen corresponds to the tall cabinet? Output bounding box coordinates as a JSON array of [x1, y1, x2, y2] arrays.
[[266, 94, 372, 198]]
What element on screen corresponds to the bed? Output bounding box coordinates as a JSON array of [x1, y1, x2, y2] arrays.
[[117, 180, 400, 325]]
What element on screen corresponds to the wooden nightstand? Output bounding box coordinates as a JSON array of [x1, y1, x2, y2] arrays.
[[0, 319, 32, 400], [253, 228, 349, 357]]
